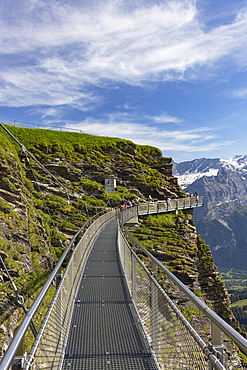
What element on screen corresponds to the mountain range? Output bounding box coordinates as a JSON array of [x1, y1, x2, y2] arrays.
[[173, 155, 247, 271]]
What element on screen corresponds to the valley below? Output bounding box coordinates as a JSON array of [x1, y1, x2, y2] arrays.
[[219, 268, 247, 333]]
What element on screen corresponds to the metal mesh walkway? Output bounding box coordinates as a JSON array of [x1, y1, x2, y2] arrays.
[[63, 220, 157, 370]]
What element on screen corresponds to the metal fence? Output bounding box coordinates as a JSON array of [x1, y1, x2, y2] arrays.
[[0, 209, 117, 370], [25, 209, 117, 370], [117, 226, 219, 369], [0, 117, 84, 133], [118, 213, 247, 370], [137, 196, 204, 215], [119, 196, 204, 225]]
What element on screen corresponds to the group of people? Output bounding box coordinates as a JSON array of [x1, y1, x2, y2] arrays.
[[186, 191, 199, 199], [120, 198, 137, 210]]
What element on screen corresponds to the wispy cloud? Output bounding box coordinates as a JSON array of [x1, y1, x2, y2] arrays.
[[150, 113, 182, 124], [65, 117, 232, 156], [233, 88, 247, 98], [0, 0, 247, 108]]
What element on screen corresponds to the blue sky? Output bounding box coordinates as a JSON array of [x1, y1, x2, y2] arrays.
[[0, 0, 247, 162]]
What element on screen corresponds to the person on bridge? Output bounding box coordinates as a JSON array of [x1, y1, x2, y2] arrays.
[[120, 199, 126, 211], [126, 199, 132, 208]]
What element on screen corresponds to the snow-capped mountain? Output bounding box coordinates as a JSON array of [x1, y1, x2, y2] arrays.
[[174, 155, 247, 189], [173, 155, 247, 271]]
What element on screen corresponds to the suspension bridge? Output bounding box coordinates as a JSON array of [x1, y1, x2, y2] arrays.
[[1, 123, 247, 370]]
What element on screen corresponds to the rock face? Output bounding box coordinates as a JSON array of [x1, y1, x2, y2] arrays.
[[0, 126, 245, 368], [174, 156, 247, 270]]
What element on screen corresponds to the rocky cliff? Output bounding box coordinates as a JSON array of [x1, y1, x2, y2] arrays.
[[0, 125, 245, 368]]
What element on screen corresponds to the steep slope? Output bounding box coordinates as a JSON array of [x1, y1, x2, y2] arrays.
[[174, 156, 247, 270]]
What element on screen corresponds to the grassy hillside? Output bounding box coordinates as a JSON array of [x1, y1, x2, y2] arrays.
[[1, 124, 163, 164]]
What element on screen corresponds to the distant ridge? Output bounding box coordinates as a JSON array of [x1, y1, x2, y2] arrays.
[[174, 155, 247, 271]]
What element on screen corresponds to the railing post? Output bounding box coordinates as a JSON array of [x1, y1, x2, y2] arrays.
[[132, 244, 136, 304], [124, 235, 128, 277], [125, 248, 129, 281], [56, 266, 63, 289], [11, 326, 25, 370], [151, 261, 159, 357], [209, 322, 223, 369]]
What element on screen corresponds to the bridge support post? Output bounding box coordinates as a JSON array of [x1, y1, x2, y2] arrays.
[[151, 261, 159, 358], [209, 322, 223, 369]]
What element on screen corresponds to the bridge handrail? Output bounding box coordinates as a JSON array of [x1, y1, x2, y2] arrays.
[[119, 196, 204, 224], [0, 209, 114, 370], [117, 223, 225, 370], [120, 220, 247, 356]]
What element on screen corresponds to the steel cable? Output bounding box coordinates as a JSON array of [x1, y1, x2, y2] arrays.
[[0, 256, 38, 337], [24, 152, 65, 251]]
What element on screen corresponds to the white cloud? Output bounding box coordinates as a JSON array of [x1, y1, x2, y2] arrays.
[[150, 113, 182, 123], [0, 0, 247, 107], [233, 88, 247, 98]]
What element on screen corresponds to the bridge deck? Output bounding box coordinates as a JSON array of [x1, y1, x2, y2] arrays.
[[62, 220, 157, 370]]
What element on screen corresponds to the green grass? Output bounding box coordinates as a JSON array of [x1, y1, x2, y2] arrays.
[[231, 299, 247, 308], [219, 268, 247, 291], [231, 286, 247, 291], [1, 124, 164, 163]]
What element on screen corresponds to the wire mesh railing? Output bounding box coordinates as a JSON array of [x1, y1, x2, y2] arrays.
[[137, 196, 204, 216], [119, 196, 204, 225], [24, 209, 117, 370], [0, 209, 117, 370], [118, 216, 247, 370], [117, 225, 225, 369]]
